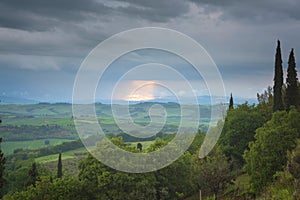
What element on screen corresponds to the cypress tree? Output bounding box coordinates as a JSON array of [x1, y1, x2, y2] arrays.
[[27, 162, 38, 187], [57, 153, 63, 178], [285, 48, 299, 110], [0, 119, 6, 191], [273, 40, 284, 112], [0, 137, 5, 189], [229, 93, 234, 110]]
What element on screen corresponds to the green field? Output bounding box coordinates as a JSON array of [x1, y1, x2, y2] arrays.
[[35, 140, 153, 164], [1, 139, 76, 155], [35, 147, 87, 163], [0, 102, 212, 127], [127, 141, 154, 150]]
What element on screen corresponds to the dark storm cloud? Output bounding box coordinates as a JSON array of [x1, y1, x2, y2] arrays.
[[0, 0, 190, 32], [0, 0, 113, 31], [115, 0, 190, 22], [191, 0, 300, 23], [0, 0, 192, 63]]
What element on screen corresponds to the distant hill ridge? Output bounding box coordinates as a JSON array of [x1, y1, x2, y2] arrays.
[[0, 96, 38, 104], [0, 95, 257, 105]]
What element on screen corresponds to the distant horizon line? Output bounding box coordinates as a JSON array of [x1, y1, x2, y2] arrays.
[[0, 95, 258, 105], [0, 94, 258, 105]]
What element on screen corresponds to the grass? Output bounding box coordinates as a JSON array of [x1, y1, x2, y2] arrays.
[[127, 141, 154, 150], [36, 147, 88, 175], [35, 141, 156, 164], [35, 147, 87, 163], [1, 139, 75, 155]]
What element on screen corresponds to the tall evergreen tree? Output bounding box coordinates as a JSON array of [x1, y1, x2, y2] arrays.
[[273, 40, 284, 112], [229, 93, 234, 110], [57, 153, 63, 178], [27, 162, 38, 187], [0, 120, 5, 191], [285, 48, 299, 110], [0, 137, 5, 189]]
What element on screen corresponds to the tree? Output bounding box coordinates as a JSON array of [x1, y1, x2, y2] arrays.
[[79, 153, 157, 199], [57, 153, 62, 178], [26, 162, 38, 187], [257, 86, 273, 105], [154, 152, 194, 199], [192, 147, 233, 198], [44, 140, 50, 145], [287, 141, 300, 199], [0, 120, 4, 190], [285, 48, 299, 111], [0, 138, 5, 190], [229, 93, 234, 110], [244, 109, 300, 193], [137, 143, 142, 152], [273, 40, 284, 112], [219, 104, 266, 168], [78, 137, 195, 199], [4, 176, 85, 200], [187, 130, 205, 155]]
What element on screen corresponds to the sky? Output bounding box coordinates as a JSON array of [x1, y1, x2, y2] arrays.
[[1, 0, 300, 103]]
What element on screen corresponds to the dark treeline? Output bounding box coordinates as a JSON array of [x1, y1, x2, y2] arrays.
[[0, 124, 77, 141]]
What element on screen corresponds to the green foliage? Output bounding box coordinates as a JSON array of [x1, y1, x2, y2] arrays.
[[108, 132, 175, 143], [4, 176, 85, 200], [3, 159, 34, 194], [257, 86, 273, 105], [155, 152, 193, 199], [146, 138, 169, 152], [286, 48, 299, 110], [0, 125, 76, 141], [287, 140, 300, 199], [264, 170, 294, 199], [26, 162, 38, 187], [288, 140, 300, 180], [37, 140, 83, 157], [204, 196, 216, 200], [244, 109, 300, 193], [192, 147, 233, 198], [79, 154, 157, 199], [219, 104, 267, 167], [0, 137, 6, 198], [187, 130, 205, 155], [97, 170, 157, 199], [78, 154, 105, 198], [1, 139, 75, 156], [136, 142, 142, 151], [0, 138, 6, 189], [263, 141, 300, 199], [77, 137, 197, 199], [273, 40, 284, 112]]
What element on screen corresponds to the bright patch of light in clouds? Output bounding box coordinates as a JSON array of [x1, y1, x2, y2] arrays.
[[108, 79, 209, 102], [123, 80, 156, 101]]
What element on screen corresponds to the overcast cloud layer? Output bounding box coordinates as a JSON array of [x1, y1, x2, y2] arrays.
[[0, 0, 300, 102]]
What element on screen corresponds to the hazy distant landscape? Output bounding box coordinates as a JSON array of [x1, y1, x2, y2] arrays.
[[0, 102, 213, 155]]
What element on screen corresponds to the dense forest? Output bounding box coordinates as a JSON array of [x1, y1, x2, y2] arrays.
[[0, 40, 300, 199]]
